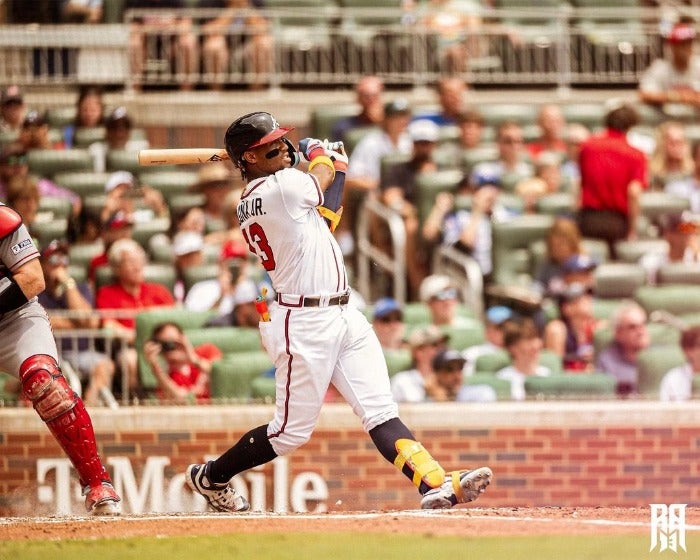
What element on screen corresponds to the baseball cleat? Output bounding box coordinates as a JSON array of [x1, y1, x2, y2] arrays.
[[420, 467, 493, 509], [186, 462, 250, 513], [84, 481, 121, 516]]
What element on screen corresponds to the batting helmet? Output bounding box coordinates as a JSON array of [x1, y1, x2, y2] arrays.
[[224, 112, 294, 168]]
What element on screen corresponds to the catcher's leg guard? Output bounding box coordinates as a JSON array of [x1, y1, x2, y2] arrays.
[[394, 438, 446, 490], [20, 355, 111, 488]]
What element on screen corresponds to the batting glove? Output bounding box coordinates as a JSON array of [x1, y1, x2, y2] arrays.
[[298, 138, 325, 161], [326, 147, 348, 172]]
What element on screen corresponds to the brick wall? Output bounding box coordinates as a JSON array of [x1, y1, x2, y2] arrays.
[[1, 402, 698, 514]]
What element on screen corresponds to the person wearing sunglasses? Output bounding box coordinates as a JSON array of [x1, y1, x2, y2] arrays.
[[371, 297, 406, 351]]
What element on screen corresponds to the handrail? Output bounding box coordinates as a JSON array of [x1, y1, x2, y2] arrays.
[[355, 196, 407, 305], [432, 244, 484, 320]]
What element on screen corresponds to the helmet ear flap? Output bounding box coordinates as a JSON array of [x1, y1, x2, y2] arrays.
[[283, 138, 300, 167]]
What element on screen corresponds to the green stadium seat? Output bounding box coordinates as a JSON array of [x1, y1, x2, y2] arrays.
[[524, 373, 617, 399], [639, 191, 690, 225], [67, 263, 88, 284], [29, 219, 69, 250], [593, 263, 646, 299], [68, 242, 103, 268], [182, 263, 220, 294], [310, 104, 358, 140], [167, 193, 206, 214], [131, 217, 171, 248], [38, 196, 72, 220], [474, 349, 510, 374], [441, 320, 485, 351], [491, 214, 555, 285], [45, 106, 77, 128], [0, 370, 19, 404], [634, 285, 700, 317], [27, 149, 94, 178], [73, 126, 106, 148], [384, 348, 412, 376], [138, 170, 198, 197], [461, 145, 499, 177], [464, 373, 513, 400], [0, 129, 18, 145], [656, 262, 700, 286], [534, 192, 575, 216], [345, 126, 378, 155], [474, 103, 539, 127], [54, 171, 110, 199], [560, 103, 605, 129], [106, 149, 140, 173], [415, 168, 465, 225], [636, 345, 685, 397], [613, 239, 669, 264], [185, 326, 262, 354], [250, 375, 276, 400], [210, 351, 274, 399]]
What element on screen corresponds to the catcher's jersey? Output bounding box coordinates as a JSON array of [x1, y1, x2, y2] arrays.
[[0, 203, 39, 279], [237, 168, 348, 296]]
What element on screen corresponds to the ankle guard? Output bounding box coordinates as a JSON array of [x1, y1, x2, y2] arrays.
[[394, 438, 446, 489], [20, 355, 110, 487]]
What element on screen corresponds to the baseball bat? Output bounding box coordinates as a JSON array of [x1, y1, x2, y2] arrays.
[[137, 148, 229, 166]]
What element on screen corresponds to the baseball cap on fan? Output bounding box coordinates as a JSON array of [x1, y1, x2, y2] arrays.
[[105, 170, 136, 193], [220, 239, 247, 261], [1, 85, 23, 105], [419, 274, 458, 303], [172, 231, 204, 256], [408, 119, 440, 143], [665, 22, 696, 43]]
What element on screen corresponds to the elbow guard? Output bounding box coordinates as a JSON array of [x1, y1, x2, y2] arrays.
[[0, 275, 29, 314]]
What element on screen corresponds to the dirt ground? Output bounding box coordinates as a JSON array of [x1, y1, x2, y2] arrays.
[[3, 507, 697, 541]]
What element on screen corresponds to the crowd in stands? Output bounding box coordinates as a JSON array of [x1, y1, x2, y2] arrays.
[[3, 12, 700, 407]]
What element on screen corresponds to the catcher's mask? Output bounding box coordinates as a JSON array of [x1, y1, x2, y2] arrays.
[[224, 112, 296, 175]]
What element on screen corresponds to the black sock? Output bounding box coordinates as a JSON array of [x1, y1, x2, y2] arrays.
[[209, 424, 278, 484], [368, 417, 433, 494]]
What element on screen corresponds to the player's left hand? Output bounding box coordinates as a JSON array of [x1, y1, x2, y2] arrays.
[[326, 147, 348, 172]]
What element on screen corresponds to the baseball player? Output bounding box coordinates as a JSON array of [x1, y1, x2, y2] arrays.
[[185, 112, 492, 511], [0, 203, 120, 515]]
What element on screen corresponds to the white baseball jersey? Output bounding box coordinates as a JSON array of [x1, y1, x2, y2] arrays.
[[237, 167, 348, 297]]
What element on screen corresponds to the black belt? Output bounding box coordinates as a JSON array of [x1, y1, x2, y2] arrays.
[[277, 292, 350, 307]]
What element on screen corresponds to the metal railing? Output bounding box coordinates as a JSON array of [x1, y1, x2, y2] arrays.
[[0, 6, 688, 90]]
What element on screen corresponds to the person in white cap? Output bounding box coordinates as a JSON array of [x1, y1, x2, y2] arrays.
[[100, 171, 168, 224], [380, 118, 440, 299], [171, 230, 205, 303]]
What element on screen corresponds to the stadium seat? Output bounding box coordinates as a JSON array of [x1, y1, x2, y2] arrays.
[[464, 373, 512, 400], [138, 169, 198, 197], [639, 191, 690, 225], [45, 106, 77, 128], [310, 104, 358, 140], [415, 169, 465, 224], [27, 149, 93, 178], [185, 326, 262, 354], [73, 126, 106, 148], [534, 192, 575, 216], [383, 348, 412, 377], [106, 149, 141, 173], [250, 375, 276, 400], [461, 145, 499, 177], [656, 262, 700, 286], [473, 103, 539, 127], [210, 351, 274, 399], [491, 214, 555, 285], [634, 285, 700, 317], [524, 373, 617, 399], [54, 171, 110, 199], [29, 219, 69, 250], [636, 345, 685, 397], [560, 103, 605, 129], [38, 196, 72, 220], [167, 193, 206, 214], [593, 263, 646, 299], [0, 370, 18, 404], [131, 217, 171, 248], [182, 263, 220, 294], [441, 320, 485, 351], [613, 239, 669, 265], [474, 348, 562, 376], [345, 125, 378, 155], [0, 129, 18, 145]]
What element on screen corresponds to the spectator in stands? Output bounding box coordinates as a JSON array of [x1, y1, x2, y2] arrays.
[[171, 230, 205, 303], [533, 217, 590, 298], [185, 238, 248, 313], [100, 170, 168, 225], [577, 101, 647, 258], [496, 317, 552, 401], [456, 108, 486, 150], [144, 321, 222, 403], [17, 110, 64, 151], [654, 211, 700, 263], [84, 106, 150, 172], [463, 305, 516, 375], [534, 151, 568, 196], [415, 76, 468, 126], [380, 118, 440, 297], [421, 0, 485, 74], [205, 278, 262, 329], [469, 121, 533, 190], [596, 300, 650, 397], [371, 297, 406, 351], [330, 75, 385, 143], [5, 174, 41, 230], [0, 85, 26, 133], [638, 17, 700, 111], [649, 121, 693, 191], [343, 98, 413, 255], [0, 143, 81, 216], [61, 0, 104, 23], [432, 349, 497, 402], [71, 85, 104, 130], [527, 104, 567, 159], [543, 282, 603, 372], [418, 274, 472, 329], [664, 139, 700, 212], [423, 179, 516, 278], [390, 324, 449, 403], [659, 325, 700, 401], [96, 238, 176, 396], [88, 210, 135, 285], [37, 239, 117, 408], [514, 176, 548, 214], [201, 0, 272, 90], [190, 161, 235, 228], [127, 0, 199, 91], [560, 123, 590, 193]]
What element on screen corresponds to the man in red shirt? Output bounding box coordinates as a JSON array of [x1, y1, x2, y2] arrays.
[[577, 101, 647, 258], [96, 237, 175, 397]]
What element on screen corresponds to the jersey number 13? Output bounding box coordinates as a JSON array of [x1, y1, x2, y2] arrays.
[[242, 222, 276, 271]]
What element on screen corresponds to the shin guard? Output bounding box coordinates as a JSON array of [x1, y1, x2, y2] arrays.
[[20, 355, 110, 488], [394, 438, 446, 490]]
